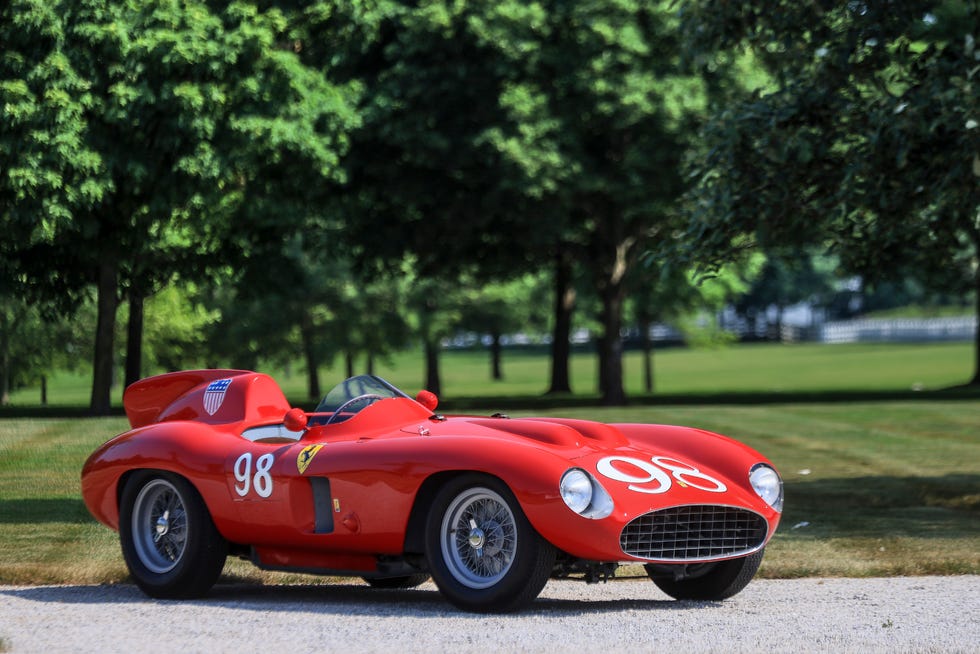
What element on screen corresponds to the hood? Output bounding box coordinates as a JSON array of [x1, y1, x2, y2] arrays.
[[461, 416, 629, 448]]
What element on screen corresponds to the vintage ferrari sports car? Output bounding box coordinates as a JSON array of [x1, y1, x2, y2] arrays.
[[82, 369, 783, 613]]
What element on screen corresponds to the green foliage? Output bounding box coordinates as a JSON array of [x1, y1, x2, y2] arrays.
[[681, 0, 978, 285], [0, 296, 80, 403], [1, 0, 356, 411], [141, 285, 219, 371], [680, 0, 980, 382], [3, 0, 977, 402]]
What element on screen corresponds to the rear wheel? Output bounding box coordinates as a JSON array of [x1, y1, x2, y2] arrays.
[[646, 549, 765, 601], [119, 471, 227, 599], [425, 474, 555, 613]]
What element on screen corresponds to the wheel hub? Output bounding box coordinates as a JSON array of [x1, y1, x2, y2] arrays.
[[467, 519, 485, 549], [154, 510, 170, 542]]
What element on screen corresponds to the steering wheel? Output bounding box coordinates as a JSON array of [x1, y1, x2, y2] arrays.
[[325, 394, 385, 424]]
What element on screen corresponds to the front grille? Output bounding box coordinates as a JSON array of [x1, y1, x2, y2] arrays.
[[621, 505, 768, 562]]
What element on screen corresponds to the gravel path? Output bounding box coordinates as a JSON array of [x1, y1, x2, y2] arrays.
[[2, 576, 977, 653]]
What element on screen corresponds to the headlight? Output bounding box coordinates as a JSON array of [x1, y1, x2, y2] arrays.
[[749, 463, 784, 512], [560, 469, 592, 514], [560, 468, 614, 519]]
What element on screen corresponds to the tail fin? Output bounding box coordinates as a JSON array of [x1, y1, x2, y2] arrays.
[[123, 370, 250, 428]]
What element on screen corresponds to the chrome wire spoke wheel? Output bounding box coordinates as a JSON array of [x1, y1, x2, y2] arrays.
[[441, 487, 518, 589], [131, 478, 188, 574]]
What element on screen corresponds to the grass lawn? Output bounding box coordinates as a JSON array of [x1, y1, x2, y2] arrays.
[[5, 341, 976, 408], [0, 401, 977, 586], [0, 342, 977, 585]]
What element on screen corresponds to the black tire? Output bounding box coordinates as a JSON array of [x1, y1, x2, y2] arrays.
[[119, 471, 227, 599], [646, 549, 765, 601], [424, 474, 556, 613], [363, 574, 430, 589]]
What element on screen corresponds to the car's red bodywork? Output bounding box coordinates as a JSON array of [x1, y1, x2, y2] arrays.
[[82, 369, 782, 610]]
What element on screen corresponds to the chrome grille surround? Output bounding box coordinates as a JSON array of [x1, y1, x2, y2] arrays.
[[620, 505, 768, 562]]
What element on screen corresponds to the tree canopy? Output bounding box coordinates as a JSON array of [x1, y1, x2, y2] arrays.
[[681, 0, 980, 382], [1, 0, 977, 408]]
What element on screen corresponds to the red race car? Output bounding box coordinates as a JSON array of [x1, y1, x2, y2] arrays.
[[82, 370, 783, 613]]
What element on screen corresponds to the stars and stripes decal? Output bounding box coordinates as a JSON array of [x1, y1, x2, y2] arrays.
[[203, 378, 232, 415]]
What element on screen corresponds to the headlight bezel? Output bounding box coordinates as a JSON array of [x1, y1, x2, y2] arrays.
[[560, 468, 614, 519], [749, 463, 784, 512]]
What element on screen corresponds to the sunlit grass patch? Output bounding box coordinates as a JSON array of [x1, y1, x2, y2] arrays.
[[0, 396, 977, 585]]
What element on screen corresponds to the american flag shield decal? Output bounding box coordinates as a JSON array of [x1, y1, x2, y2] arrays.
[[203, 378, 232, 415]]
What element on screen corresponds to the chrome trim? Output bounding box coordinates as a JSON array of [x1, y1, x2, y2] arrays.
[[620, 504, 769, 562]]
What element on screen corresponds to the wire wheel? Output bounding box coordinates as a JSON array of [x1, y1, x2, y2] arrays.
[[425, 474, 556, 612], [131, 478, 188, 574], [440, 487, 518, 589], [119, 471, 227, 599]]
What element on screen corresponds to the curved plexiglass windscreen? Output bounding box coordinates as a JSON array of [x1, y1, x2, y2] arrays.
[[314, 375, 410, 414]]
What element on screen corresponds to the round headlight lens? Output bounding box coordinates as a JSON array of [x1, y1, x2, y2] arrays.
[[560, 468, 593, 514], [749, 463, 784, 512]]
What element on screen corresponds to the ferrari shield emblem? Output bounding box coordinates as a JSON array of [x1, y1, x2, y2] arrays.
[[203, 378, 232, 416], [297, 444, 324, 474]]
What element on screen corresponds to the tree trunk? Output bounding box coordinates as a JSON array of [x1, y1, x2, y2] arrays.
[[0, 310, 9, 406], [0, 356, 8, 407], [345, 351, 355, 378], [490, 331, 503, 381], [597, 284, 627, 406], [592, 219, 634, 406], [424, 337, 441, 396], [639, 317, 654, 393], [547, 247, 575, 394], [90, 260, 120, 415], [972, 254, 980, 386], [124, 291, 144, 388], [300, 311, 320, 401]]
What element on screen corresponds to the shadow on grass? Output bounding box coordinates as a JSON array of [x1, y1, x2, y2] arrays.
[[781, 473, 980, 540], [439, 385, 980, 412], [0, 498, 92, 524], [1, 386, 977, 417]]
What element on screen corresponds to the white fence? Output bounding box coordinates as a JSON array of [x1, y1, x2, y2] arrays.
[[819, 316, 977, 344]]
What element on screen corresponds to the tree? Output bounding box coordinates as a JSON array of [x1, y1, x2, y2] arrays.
[[628, 254, 763, 393], [1, 0, 355, 412], [308, 1, 569, 395], [492, 1, 709, 404], [680, 0, 980, 383], [733, 250, 837, 339], [337, 1, 713, 405], [0, 296, 77, 405], [457, 274, 549, 382]]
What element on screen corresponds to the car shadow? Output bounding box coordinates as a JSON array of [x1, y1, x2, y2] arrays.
[[0, 581, 713, 617]]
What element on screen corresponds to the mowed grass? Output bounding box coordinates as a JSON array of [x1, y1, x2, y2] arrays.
[[0, 403, 977, 585], [0, 342, 977, 585], [6, 341, 975, 408]]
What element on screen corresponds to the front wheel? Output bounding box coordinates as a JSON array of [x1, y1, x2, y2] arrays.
[[119, 471, 227, 599], [646, 549, 765, 601], [425, 474, 555, 613]]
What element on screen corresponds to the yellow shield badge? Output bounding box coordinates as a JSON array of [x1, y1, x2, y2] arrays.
[[296, 444, 324, 474]]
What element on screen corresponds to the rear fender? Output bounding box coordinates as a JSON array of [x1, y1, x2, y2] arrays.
[[123, 369, 290, 429], [81, 422, 241, 532]]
